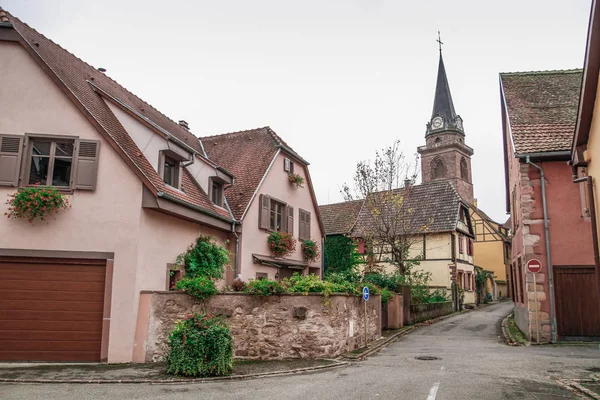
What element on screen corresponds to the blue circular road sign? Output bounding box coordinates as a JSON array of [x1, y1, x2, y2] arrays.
[[363, 286, 370, 301]]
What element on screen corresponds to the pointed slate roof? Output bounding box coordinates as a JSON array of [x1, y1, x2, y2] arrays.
[[431, 53, 457, 124]]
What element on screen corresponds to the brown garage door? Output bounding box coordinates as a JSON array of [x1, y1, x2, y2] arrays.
[[0, 258, 106, 361]]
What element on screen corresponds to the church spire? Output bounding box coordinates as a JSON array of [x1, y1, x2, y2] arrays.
[[426, 33, 463, 136]]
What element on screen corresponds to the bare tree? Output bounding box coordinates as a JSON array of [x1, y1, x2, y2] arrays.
[[342, 140, 430, 275]]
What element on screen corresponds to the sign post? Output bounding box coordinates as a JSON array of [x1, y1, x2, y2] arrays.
[[363, 287, 370, 347], [527, 259, 543, 343]]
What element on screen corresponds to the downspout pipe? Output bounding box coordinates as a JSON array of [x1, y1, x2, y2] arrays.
[[231, 222, 240, 279], [525, 156, 557, 343], [573, 175, 600, 312]]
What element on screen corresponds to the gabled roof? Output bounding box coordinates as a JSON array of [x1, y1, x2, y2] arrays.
[[202, 127, 314, 220], [3, 9, 233, 222], [350, 181, 466, 238], [471, 206, 510, 242], [500, 69, 583, 154], [319, 200, 364, 235]]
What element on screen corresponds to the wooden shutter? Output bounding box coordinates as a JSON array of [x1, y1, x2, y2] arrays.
[[286, 205, 294, 234], [0, 135, 24, 187], [459, 235, 464, 253], [259, 195, 271, 230], [74, 140, 100, 190], [305, 211, 311, 239], [299, 209, 311, 240]]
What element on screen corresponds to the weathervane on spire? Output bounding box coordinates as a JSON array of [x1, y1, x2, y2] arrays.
[[437, 31, 443, 53]]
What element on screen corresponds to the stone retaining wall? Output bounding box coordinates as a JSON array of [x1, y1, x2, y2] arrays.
[[409, 301, 453, 324], [134, 292, 382, 362]]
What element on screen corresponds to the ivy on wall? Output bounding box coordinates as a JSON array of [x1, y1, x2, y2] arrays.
[[323, 235, 362, 276]]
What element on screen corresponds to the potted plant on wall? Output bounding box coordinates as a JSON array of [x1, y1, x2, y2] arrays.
[[288, 173, 304, 188], [267, 232, 296, 258], [301, 239, 320, 263], [5, 186, 70, 222]]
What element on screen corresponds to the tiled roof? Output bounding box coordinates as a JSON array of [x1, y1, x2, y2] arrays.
[[5, 10, 232, 221], [500, 70, 583, 154], [319, 200, 364, 235], [472, 206, 509, 242], [202, 127, 281, 220], [350, 181, 463, 238]]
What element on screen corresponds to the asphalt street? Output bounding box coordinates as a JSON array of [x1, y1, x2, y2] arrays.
[[2, 302, 599, 399]]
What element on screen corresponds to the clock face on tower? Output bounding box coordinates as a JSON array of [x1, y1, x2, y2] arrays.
[[431, 117, 443, 130]]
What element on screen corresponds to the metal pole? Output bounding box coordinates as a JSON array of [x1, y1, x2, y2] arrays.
[[533, 272, 540, 343], [364, 298, 368, 347], [526, 156, 557, 343]]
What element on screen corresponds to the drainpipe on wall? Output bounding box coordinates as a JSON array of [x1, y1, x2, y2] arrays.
[[231, 222, 240, 279], [573, 175, 600, 312], [525, 156, 558, 343]]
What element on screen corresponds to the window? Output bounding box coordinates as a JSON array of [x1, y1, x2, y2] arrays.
[[457, 271, 464, 289], [435, 137, 441, 144], [432, 158, 446, 179], [256, 272, 268, 280], [458, 235, 464, 253], [210, 178, 224, 207], [162, 155, 179, 188], [466, 238, 473, 256], [299, 209, 311, 240], [167, 264, 183, 291], [28, 139, 74, 187], [284, 157, 294, 174], [466, 272, 472, 290], [460, 157, 468, 180], [270, 199, 286, 231]]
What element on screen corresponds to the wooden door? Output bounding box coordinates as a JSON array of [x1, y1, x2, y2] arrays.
[[554, 266, 600, 341], [0, 258, 106, 361]]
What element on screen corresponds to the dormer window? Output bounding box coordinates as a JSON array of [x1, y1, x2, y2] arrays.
[[158, 150, 183, 189], [211, 180, 223, 207], [209, 176, 226, 208]]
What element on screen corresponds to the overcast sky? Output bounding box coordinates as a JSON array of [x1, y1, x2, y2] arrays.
[[3, 0, 592, 222]]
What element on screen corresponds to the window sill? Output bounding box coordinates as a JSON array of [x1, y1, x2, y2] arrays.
[[164, 183, 185, 194], [21, 185, 73, 195]]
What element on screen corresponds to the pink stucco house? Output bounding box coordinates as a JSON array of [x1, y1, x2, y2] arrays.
[[0, 8, 322, 363]]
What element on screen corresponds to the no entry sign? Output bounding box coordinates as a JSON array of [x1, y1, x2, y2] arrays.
[[527, 259, 543, 274]]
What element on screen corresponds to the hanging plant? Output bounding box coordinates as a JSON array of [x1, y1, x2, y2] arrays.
[[288, 173, 304, 188], [267, 231, 296, 258], [302, 239, 320, 263], [5, 186, 70, 222]]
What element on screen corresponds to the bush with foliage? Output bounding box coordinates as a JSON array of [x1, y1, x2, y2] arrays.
[[302, 239, 320, 263], [323, 236, 362, 276], [5, 186, 70, 222], [166, 313, 233, 377], [267, 231, 296, 258], [176, 236, 230, 280], [231, 277, 246, 292], [244, 278, 286, 296], [175, 276, 218, 302], [175, 236, 229, 302]]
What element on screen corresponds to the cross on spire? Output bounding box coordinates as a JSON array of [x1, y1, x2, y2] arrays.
[[437, 31, 443, 53]]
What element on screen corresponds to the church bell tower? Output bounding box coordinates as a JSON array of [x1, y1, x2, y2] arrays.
[[417, 36, 474, 204]]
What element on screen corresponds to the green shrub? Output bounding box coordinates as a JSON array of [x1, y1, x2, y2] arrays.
[[323, 236, 362, 276], [244, 278, 286, 296], [285, 273, 326, 294], [166, 313, 232, 377], [175, 276, 218, 302], [177, 236, 229, 280], [379, 288, 394, 305], [363, 272, 405, 293], [426, 289, 448, 303]]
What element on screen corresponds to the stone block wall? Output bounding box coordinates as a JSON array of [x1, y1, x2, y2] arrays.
[[134, 292, 382, 362], [409, 302, 453, 324]]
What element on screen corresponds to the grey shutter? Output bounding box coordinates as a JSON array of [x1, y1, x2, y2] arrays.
[[299, 210, 307, 240], [286, 205, 294, 235], [74, 139, 100, 190], [0, 135, 24, 187], [259, 194, 271, 230], [306, 211, 311, 239]]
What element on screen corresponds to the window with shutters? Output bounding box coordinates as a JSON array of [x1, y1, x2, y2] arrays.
[[11, 135, 100, 191], [298, 209, 311, 240], [458, 235, 464, 253]]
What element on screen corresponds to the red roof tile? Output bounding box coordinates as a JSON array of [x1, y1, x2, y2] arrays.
[[202, 127, 281, 220], [319, 200, 364, 235], [5, 10, 232, 221], [500, 70, 582, 154]]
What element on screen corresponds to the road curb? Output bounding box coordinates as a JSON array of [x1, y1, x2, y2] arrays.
[[501, 312, 531, 346], [0, 360, 349, 385], [558, 379, 600, 399]]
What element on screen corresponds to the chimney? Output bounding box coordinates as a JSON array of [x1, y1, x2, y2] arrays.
[[97, 67, 107, 73], [404, 178, 412, 187], [178, 120, 189, 130]]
